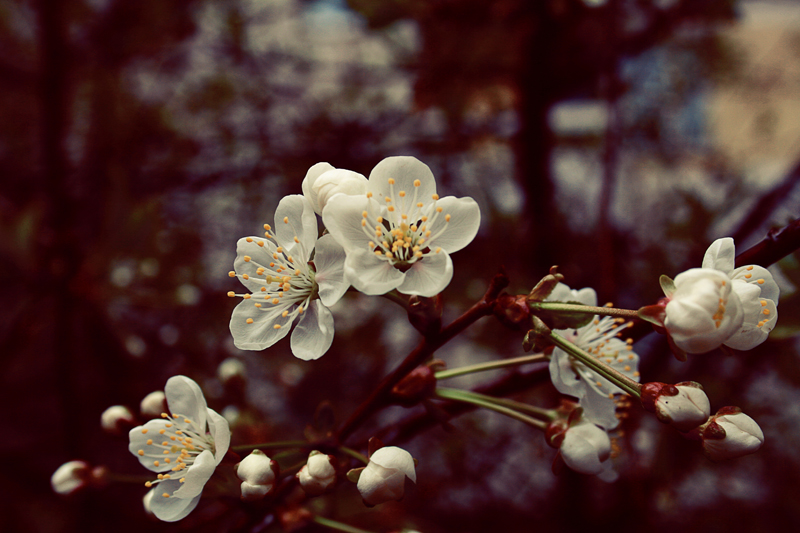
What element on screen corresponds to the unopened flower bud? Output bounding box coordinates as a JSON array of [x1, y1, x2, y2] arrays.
[[559, 419, 613, 478], [296, 451, 337, 495], [236, 450, 279, 501], [302, 163, 368, 215], [356, 446, 417, 506], [701, 407, 764, 461], [390, 363, 438, 407], [493, 294, 531, 330], [641, 381, 711, 432], [139, 390, 166, 418], [100, 405, 136, 435], [51, 460, 91, 495]]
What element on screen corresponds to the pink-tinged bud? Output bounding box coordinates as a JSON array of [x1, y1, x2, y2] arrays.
[[390, 364, 437, 407], [296, 451, 337, 495], [236, 450, 279, 501], [701, 407, 764, 461], [357, 446, 417, 506], [100, 405, 136, 435], [51, 460, 91, 495], [663, 268, 744, 353], [139, 390, 167, 418], [641, 381, 711, 432], [493, 294, 531, 330]]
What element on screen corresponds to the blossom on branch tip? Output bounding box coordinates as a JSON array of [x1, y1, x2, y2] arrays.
[[51, 460, 90, 495], [702, 237, 779, 350], [547, 284, 640, 430], [663, 268, 743, 354], [322, 156, 480, 297], [641, 381, 710, 432], [700, 407, 764, 461], [228, 195, 349, 360], [302, 162, 368, 215], [356, 446, 417, 506], [128, 376, 231, 522], [297, 450, 337, 495], [559, 418, 617, 482], [236, 450, 279, 501]]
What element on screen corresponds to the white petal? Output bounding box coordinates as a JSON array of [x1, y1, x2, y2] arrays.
[[561, 422, 610, 475], [314, 234, 349, 307], [548, 347, 586, 400], [165, 376, 207, 430], [173, 450, 217, 500], [731, 265, 780, 303], [367, 156, 437, 202], [149, 479, 202, 522], [206, 408, 231, 463], [290, 300, 335, 361], [547, 284, 597, 306], [322, 194, 377, 253], [724, 296, 777, 351], [233, 237, 279, 293], [398, 251, 453, 297], [702, 237, 735, 273], [344, 248, 405, 295], [424, 196, 480, 253], [313, 169, 369, 213], [302, 162, 335, 214], [274, 195, 318, 259], [369, 446, 416, 483], [229, 299, 293, 351]]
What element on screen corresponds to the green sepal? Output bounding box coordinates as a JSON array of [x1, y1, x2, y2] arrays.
[[659, 275, 676, 297], [637, 304, 666, 326], [346, 467, 364, 483], [532, 300, 594, 330]]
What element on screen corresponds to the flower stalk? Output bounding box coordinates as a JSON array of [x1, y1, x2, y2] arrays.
[[435, 353, 549, 380], [529, 301, 640, 320], [312, 515, 377, 533], [435, 387, 548, 430]]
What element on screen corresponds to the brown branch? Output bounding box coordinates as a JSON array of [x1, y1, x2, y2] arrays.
[[334, 271, 509, 444], [735, 218, 800, 268]]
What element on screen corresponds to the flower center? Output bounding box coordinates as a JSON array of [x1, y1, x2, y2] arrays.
[[359, 177, 452, 268], [136, 413, 214, 494], [566, 316, 639, 390], [228, 220, 318, 329]]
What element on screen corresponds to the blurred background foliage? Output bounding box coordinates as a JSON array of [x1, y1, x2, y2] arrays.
[[3, 0, 800, 531]]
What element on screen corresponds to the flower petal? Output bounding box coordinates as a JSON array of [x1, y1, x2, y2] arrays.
[[322, 194, 377, 253], [129, 419, 176, 472], [367, 156, 437, 202], [424, 196, 480, 254], [290, 300, 335, 361], [274, 195, 318, 259], [302, 162, 335, 214], [233, 237, 280, 293], [547, 283, 597, 306], [731, 264, 780, 303], [149, 479, 202, 522], [206, 408, 231, 464], [314, 234, 349, 307], [397, 251, 453, 297], [229, 299, 293, 350], [344, 248, 405, 295], [165, 376, 207, 431], [702, 237, 735, 273], [173, 449, 216, 500], [370, 446, 416, 483]]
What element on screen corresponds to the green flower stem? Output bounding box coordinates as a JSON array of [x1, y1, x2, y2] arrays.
[[435, 387, 548, 430], [380, 289, 410, 310], [529, 301, 639, 320], [338, 445, 370, 465], [546, 330, 642, 398], [311, 516, 377, 533], [231, 440, 308, 453], [435, 353, 549, 380]]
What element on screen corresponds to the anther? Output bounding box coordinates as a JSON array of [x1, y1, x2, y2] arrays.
[[146, 439, 153, 445], [246, 237, 253, 242], [388, 178, 395, 185], [274, 324, 281, 329], [228, 271, 236, 278], [432, 194, 439, 200], [138, 450, 145, 456], [757, 279, 765, 284], [227, 291, 235, 297], [242, 274, 249, 280], [414, 179, 421, 187], [246, 318, 254, 324], [257, 241, 264, 247], [244, 256, 251, 262], [283, 217, 289, 224], [399, 191, 406, 197], [141, 428, 149, 434], [445, 214, 451, 222], [243, 294, 251, 299], [294, 236, 299, 243]]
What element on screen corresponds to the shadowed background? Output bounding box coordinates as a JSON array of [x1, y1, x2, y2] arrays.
[[3, 0, 800, 531]]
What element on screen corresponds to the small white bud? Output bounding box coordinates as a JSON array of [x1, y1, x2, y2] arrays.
[[217, 357, 246, 385], [100, 405, 135, 435], [642, 382, 711, 432], [51, 460, 90, 495], [297, 451, 337, 495], [356, 446, 416, 506], [302, 162, 368, 215], [139, 390, 166, 418], [559, 419, 615, 480], [236, 450, 278, 501], [701, 408, 764, 461]]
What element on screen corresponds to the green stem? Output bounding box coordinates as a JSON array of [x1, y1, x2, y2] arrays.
[[435, 387, 548, 430], [529, 301, 639, 320], [311, 516, 377, 533], [435, 353, 549, 380], [547, 330, 642, 398], [231, 440, 308, 452], [380, 289, 410, 310], [338, 445, 370, 465]]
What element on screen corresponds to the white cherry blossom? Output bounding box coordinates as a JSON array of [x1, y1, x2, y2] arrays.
[[702, 237, 779, 350], [547, 284, 640, 430], [356, 446, 417, 506], [228, 195, 349, 360], [128, 376, 231, 522], [322, 156, 480, 297], [302, 162, 368, 215]]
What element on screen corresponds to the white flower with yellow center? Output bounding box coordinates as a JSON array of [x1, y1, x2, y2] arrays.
[[228, 195, 348, 360], [548, 284, 640, 430], [128, 376, 230, 522], [322, 156, 480, 297]]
